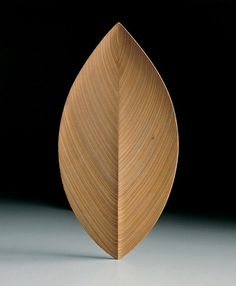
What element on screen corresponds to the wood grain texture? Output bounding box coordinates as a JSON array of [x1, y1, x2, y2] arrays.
[[58, 23, 179, 259]]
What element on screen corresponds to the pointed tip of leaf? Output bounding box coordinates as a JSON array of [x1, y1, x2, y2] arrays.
[[112, 252, 125, 260], [114, 22, 126, 30], [115, 22, 123, 27]]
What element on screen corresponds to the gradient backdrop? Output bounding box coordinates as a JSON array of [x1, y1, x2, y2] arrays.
[[0, 1, 235, 285]]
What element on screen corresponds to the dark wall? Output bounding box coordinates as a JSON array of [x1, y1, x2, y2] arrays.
[[0, 1, 235, 216]]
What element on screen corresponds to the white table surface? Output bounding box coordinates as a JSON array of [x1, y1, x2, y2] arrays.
[[0, 201, 235, 285]]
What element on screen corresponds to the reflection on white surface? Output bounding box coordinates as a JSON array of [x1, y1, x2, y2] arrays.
[[0, 201, 235, 286]]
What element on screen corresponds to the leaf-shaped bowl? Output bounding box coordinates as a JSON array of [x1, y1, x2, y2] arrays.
[[59, 23, 179, 259]]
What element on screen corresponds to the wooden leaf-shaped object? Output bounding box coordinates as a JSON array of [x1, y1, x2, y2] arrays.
[[58, 23, 179, 259]]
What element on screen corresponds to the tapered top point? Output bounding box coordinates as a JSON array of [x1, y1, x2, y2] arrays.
[[115, 22, 125, 29]]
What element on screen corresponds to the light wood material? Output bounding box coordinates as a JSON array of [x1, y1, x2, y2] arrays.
[[58, 23, 179, 259]]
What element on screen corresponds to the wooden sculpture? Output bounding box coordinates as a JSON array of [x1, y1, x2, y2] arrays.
[[58, 23, 179, 259]]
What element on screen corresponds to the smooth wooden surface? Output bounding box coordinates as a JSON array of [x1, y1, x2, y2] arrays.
[[58, 23, 179, 259]]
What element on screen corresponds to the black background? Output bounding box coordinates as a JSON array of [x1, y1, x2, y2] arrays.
[[0, 1, 235, 217]]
